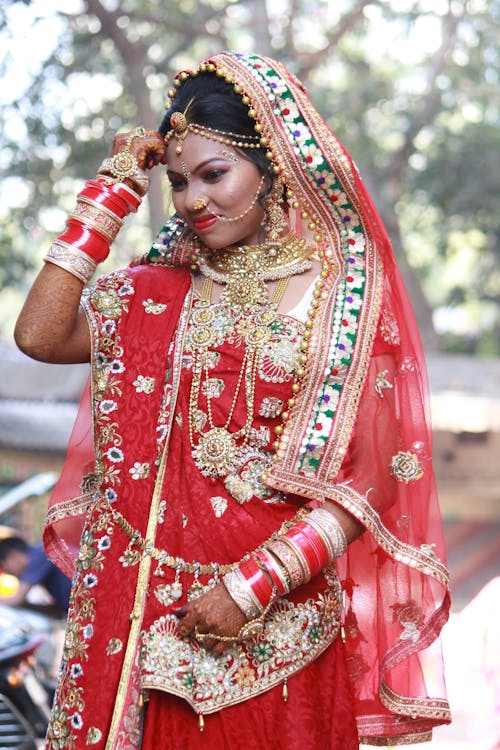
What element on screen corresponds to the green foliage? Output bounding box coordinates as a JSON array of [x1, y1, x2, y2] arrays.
[[0, 0, 499, 353]]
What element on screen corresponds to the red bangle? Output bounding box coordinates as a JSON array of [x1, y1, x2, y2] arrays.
[[105, 181, 142, 212], [80, 180, 140, 218], [285, 522, 329, 573], [57, 220, 110, 263], [92, 178, 142, 213], [238, 557, 274, 609]]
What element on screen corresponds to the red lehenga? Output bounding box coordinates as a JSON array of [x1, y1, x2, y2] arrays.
[[43, 51, 450, 749]]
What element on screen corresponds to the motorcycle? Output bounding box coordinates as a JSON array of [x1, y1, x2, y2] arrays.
[[0, 604, 54, 749]]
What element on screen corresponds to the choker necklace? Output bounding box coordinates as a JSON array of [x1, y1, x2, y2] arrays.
[[198, 230, 312, 308]]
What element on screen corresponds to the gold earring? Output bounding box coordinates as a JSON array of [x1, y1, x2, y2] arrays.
[[264, 179, 288, 244], [193, 197, 208, 211]]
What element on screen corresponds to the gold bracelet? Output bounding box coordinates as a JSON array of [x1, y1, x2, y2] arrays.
[[43, 241, 96, 284], [193, 592, 277, 645]]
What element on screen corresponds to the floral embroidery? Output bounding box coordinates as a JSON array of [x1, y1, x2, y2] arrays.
[[209, 496, 228, 517], [400, 621, 421, 643], [392, 600, 424, 630], [157, 500, 167, 523], [129, 462, 150, 480], [202, 377, 225, 398], [224, 475, 253, 504], [390, 451, 424, 483], [80, 472, 98, 494], [99, 399, 117, 415], [106, 638, 123, 655], [133, 375, 156, 394], [119, 548, 141, 568], [86, 727, 102, 744], [140, 571, 341, 715], [380, 308, 401, 346], [259, 396, 284, 418], [143, 298, 168, 314], [106, 447, 124, 463]]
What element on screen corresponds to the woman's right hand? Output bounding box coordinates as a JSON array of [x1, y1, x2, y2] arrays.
[[109, 128, 167, 171]]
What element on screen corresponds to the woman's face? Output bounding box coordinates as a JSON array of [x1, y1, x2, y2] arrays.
[[166, 133, 267, 249]]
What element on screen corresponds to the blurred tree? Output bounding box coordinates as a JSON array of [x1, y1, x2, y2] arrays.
[[0, 0, 498, 352]]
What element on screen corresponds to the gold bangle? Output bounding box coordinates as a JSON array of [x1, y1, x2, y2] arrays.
[[68, 213, 116, 244], [265, 538, 305, 589], [71, 201, 122, 242], [222, 568, 263, 619], [304, 508, 347, 558], [255, 548, 291, 594], [43, 241, 96, 284], [77, 196, 123, 224]]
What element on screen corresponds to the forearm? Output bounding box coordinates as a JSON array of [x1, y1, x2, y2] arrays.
[[15, 264, 89, 363], [15, 127, 167, 365]]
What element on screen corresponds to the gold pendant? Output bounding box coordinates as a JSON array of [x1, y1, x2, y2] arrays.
[[221, 275, 267, 308], [192, 427, 237, 477]]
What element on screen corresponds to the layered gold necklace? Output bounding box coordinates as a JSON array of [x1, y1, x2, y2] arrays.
[[197, 230, 312, 309], [189, 232, 312, 482]]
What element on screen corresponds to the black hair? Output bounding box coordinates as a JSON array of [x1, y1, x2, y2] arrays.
[[0, 536, 28, 563], [159, 74, 271, 178]]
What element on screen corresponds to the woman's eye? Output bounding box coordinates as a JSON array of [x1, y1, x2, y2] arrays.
[[168, 178, 186, 191], [204, 169, 226, 182]]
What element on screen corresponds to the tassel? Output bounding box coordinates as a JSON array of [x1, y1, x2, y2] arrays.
[[341, 625, 346, 642], [198, 713, 205, 732], [282, 679, 288, 702]]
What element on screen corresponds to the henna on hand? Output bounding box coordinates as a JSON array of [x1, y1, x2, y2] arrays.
[[176, 583, 246, 654], [110, 129, 167, 171]]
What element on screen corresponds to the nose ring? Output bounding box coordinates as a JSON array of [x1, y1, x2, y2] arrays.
[[193, 197, 208, 211]]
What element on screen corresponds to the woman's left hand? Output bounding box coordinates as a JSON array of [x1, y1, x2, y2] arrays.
[[175, 583, 247, 654]]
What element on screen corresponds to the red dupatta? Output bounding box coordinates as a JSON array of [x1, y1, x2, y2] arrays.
[[144, 52, 451, 743]]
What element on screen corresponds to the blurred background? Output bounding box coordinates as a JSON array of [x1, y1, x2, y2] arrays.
[[0, 1, 499, 747]]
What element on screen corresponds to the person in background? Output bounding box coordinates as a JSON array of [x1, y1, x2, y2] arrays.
[[0, 536, 71, 614]]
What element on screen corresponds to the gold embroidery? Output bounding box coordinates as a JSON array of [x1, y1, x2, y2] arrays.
[[375, 369, 393, 398], [390, 452, 424, 484], [140, 571, 342, 716], [106, 638, 123, 656]]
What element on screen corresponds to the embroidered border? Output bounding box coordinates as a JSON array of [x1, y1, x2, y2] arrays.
[[140, 571, 342, 716]]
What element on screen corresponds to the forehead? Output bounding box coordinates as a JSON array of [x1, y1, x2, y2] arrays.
[[166, 133, 237, 170]]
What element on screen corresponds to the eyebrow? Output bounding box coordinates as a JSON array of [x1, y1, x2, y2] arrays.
[[166, 156, 230, 178]]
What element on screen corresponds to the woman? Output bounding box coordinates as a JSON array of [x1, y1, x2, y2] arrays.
[[15, 52, 450, 749]]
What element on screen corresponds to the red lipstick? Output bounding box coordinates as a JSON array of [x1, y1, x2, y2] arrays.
[[194, 214, 218, 231]]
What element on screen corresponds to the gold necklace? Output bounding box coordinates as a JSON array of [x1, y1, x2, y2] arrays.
[[187, 277, 292, 481], [198, 230, 312, 309]]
